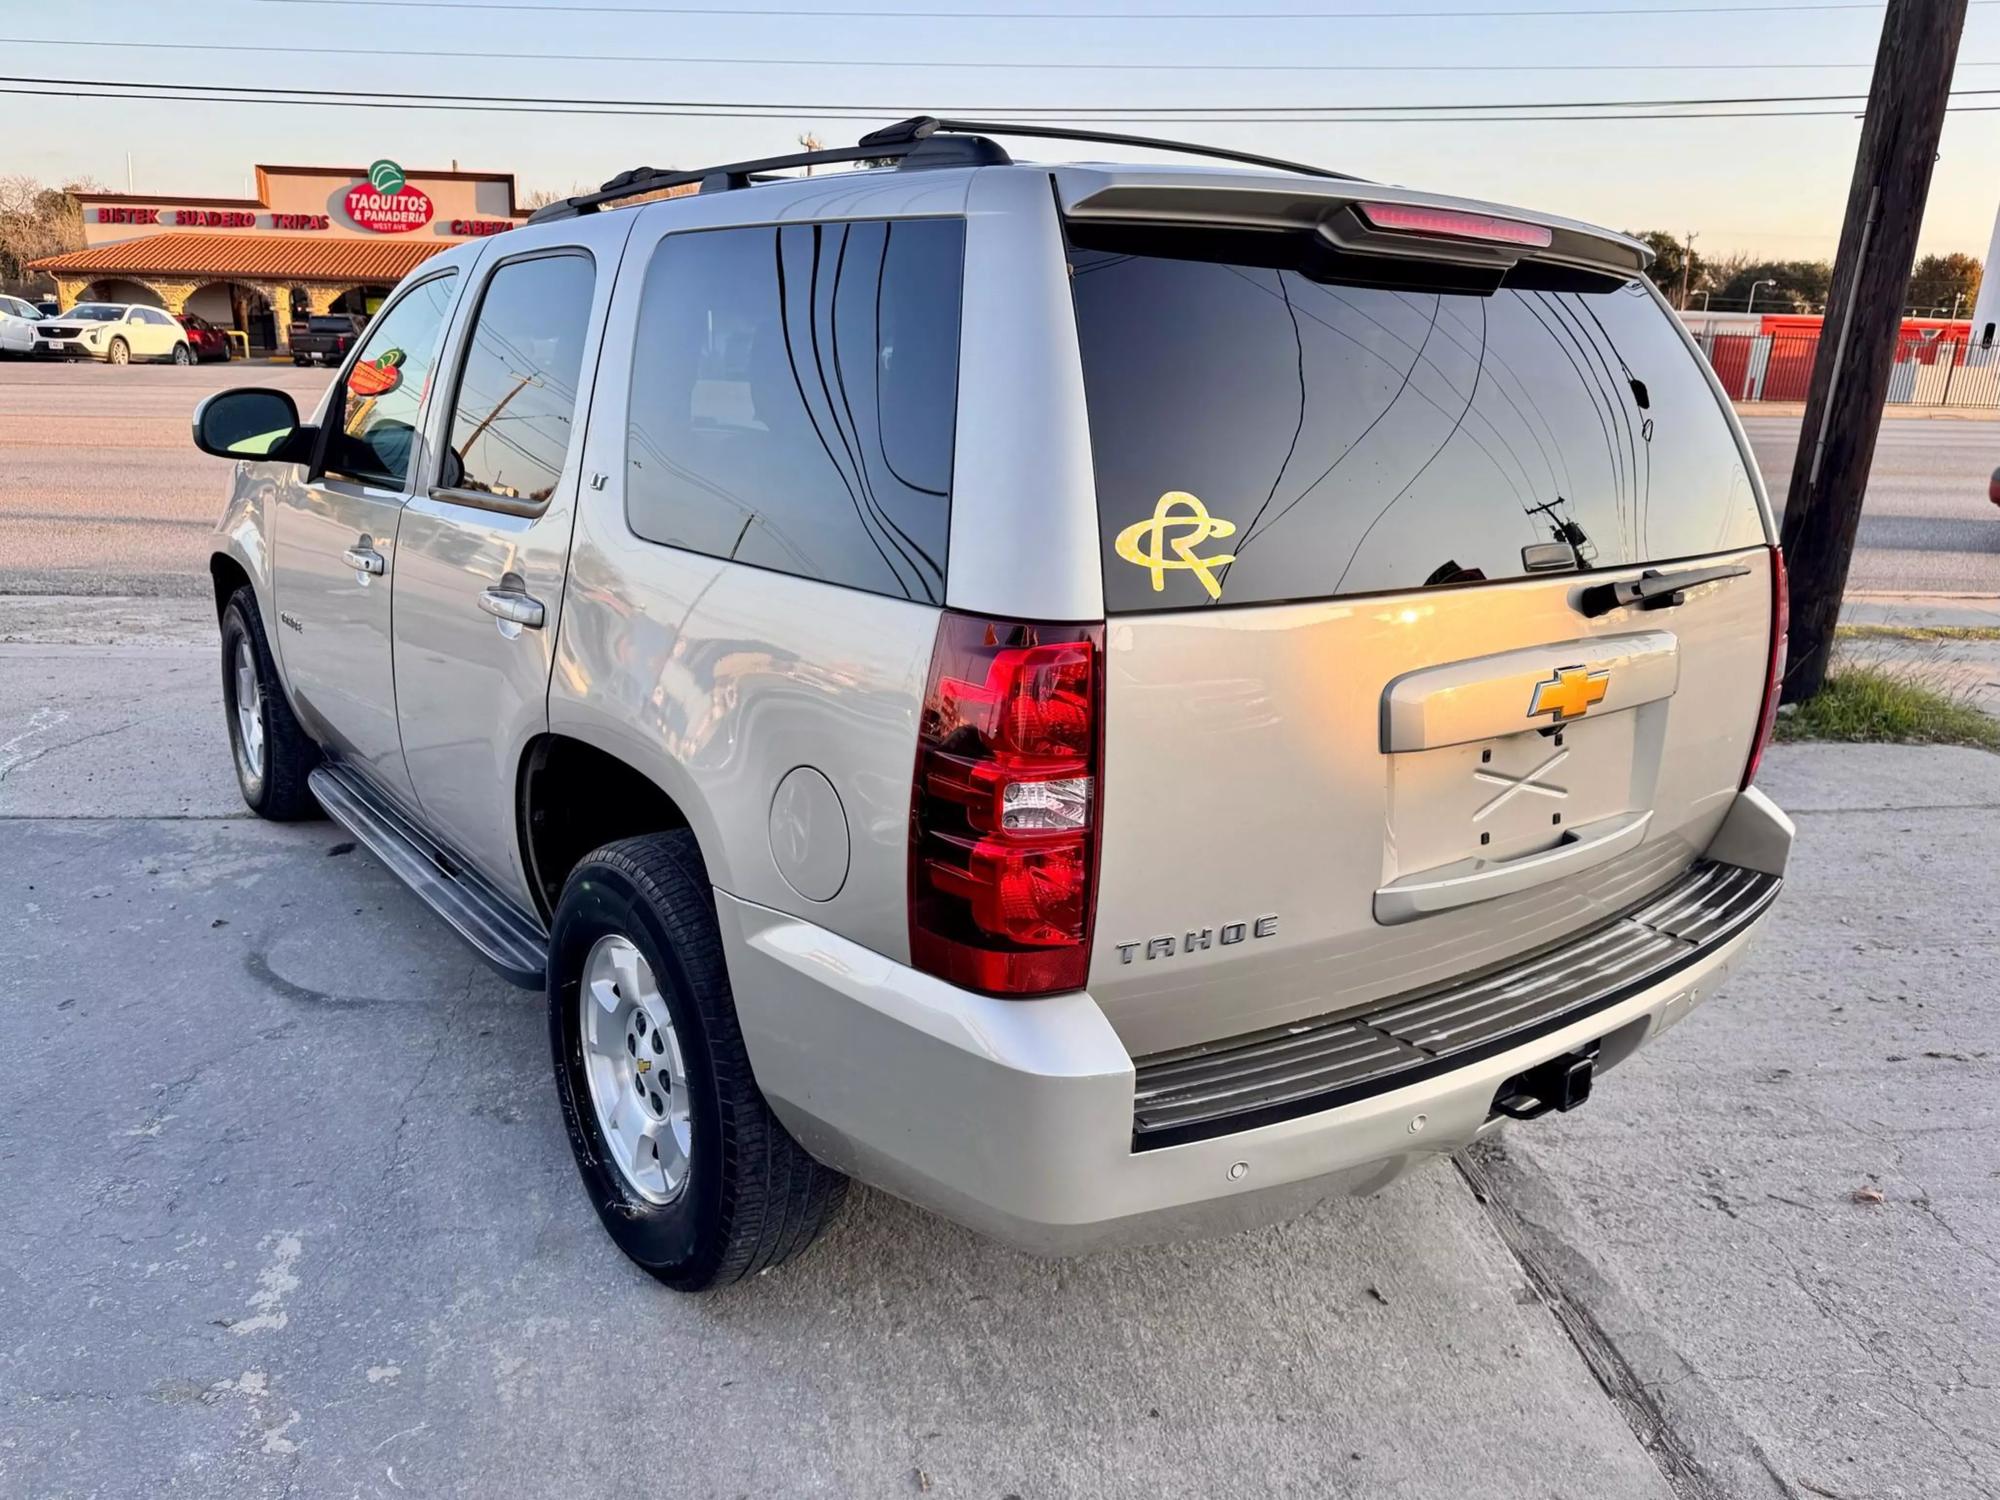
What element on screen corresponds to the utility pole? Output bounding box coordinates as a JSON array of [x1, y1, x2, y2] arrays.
[[1679, 229, 1698, 310], [1780, 0, 1968, 702]]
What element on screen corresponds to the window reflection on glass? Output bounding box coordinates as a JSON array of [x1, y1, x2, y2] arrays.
[[624, 218, 964, 602], [327, 274, 456, 488], [1070, 246, 1762, 613], [445, 253, 596, 505]]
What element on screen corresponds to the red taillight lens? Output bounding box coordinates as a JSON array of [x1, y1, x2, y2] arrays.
[[1743, 546, 1788, 788], [1354, 201, 1554, 249], [909, 611, 1104, 997]]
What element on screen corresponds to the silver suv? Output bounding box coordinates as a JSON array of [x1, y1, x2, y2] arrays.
[[192, 119, 1793, 1291]]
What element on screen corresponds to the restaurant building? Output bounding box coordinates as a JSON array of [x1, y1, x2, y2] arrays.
[[28, 160, 525, 352]]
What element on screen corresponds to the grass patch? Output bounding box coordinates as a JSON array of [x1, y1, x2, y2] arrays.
[[1777, 663, 2000, 751], [1836, 623, 2000, 644]]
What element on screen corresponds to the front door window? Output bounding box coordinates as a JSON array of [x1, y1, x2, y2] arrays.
[[323, 275, 457, 489]]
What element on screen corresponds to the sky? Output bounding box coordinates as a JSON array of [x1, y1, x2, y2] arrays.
[[4, 0, 1999, 263]]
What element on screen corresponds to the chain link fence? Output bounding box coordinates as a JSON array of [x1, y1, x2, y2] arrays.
[[1691, 329, 2000, 407]]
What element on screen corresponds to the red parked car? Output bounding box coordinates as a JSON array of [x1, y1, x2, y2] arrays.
[[178, 314, 233, 363]]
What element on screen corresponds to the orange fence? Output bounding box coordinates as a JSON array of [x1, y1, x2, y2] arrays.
[[1693, 331, 2000, 407]]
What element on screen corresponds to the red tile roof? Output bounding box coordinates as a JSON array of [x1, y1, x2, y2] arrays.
[[27, 232, 455, 284]]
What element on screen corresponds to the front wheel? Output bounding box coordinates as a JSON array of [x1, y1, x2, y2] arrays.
[[171, 342, 192, 366], [548, 833, 848, 1291], [219, 587, 321, 820], [106, 338, 130, 366]]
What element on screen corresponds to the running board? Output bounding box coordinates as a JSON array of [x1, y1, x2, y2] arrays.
[[308, 764, 548, 988]]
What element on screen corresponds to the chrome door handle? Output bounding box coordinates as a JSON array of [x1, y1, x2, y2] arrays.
[[342, 545, 386, 575], [478, 587, 546, 630]]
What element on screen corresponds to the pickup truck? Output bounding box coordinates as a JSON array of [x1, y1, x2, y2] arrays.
[[288, 313, 363, 366]]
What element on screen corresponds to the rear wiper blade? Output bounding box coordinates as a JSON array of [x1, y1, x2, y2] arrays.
[[1575, 563, 1751, 619]]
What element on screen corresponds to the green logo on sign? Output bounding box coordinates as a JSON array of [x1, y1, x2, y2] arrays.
[[368, 159, 407, 196]]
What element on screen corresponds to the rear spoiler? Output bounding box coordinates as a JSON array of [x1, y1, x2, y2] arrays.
[[1053, 168, 1650, 282]]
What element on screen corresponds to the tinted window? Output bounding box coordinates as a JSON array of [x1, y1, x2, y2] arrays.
[[1070, 245, 1763, 612], [442, 253, 595, 506], [625, 218, 964, 602], [133, 308, 171, 326], [324, 275, 456, 488]]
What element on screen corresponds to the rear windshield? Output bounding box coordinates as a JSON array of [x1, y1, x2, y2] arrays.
[[308, 316, 355, 332], [1068, 240, 1763, 612]]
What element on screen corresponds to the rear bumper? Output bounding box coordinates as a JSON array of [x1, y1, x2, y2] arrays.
[[721, 787, 1792, 1254]]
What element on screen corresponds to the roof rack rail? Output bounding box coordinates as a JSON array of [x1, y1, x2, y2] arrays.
[[526, 124, 1008, 223], [864, 116, 1362, 183], [526, 114, 1358, 224]]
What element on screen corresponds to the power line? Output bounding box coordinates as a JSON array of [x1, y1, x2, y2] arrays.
[[12, 34, 2000, 73], [251, 0, 2000, 17], [9, 72, 2000, 116], [12, 83, 2000, 124]]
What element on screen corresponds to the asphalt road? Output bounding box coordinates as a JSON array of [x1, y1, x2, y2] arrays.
[[0, 360, 331, 598], [3, 617, 1996, 1496], [0, 360, 1994, 598], [1738, 414, 2000, 594]]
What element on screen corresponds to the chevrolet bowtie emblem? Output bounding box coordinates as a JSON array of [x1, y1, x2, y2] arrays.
[[1529, 665, 1610, 723], [635, 1058, 652, 1074], [1114, 491, 1238, 600]]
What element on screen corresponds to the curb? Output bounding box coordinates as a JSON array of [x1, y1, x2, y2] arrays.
[[1457, 1140, 1797, 1500]]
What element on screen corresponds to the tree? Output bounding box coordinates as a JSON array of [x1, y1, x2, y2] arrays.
[[1629, 230, 1706, 305], [1904, 251, 1982, 315], [1715, 259, 1833, 312], [0, 174, 102, 293]]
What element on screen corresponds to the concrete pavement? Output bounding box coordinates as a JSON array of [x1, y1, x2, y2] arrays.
[[3, 602, 1998, 1498], [0, 607, 1675, 1500]]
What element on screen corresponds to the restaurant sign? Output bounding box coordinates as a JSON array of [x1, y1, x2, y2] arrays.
[[343, 159, 434, 234]]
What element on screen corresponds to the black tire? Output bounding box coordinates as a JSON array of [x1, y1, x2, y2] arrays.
[[219, 586, 321, 820], [548, 833, 848, 1291], [171, 342, 192, 366], [293, 353, 310, 366]]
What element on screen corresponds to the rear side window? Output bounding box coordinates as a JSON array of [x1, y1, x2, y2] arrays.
[[442, 252, 596, 507], [624, 218, 964, 602], [1069, 243, 1763, 612]]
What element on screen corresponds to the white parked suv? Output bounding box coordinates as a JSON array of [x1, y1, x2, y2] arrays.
[[192, 119, 1793, 1291], [36, 301, 194, 364], [0, 293, 45, 355]]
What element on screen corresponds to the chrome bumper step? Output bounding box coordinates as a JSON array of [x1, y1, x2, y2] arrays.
[[1131, 860, 1780, 1149], [309, 764, 548, 988]]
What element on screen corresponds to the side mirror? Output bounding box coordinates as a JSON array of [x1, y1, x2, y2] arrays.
[[193, 388, 314, 463]]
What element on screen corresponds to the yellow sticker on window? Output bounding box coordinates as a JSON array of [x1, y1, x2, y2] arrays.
[[1114, 491, 1238, 600]]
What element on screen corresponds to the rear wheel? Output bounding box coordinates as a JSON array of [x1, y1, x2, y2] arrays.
[[219, 587, 321, 820], [106, 338, 129, 366], [548, 833, 847, 1291], [171, 341, 192, 366]]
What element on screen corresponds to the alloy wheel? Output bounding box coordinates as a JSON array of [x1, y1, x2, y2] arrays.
[[231, 636, 265, 783], [578, 934, 692, 1205]]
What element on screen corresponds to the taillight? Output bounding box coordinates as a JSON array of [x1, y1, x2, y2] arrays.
[[1353, 201, 1554, 249], [909, 611, 1104, 996], [1743, 546, 1788, 788]]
